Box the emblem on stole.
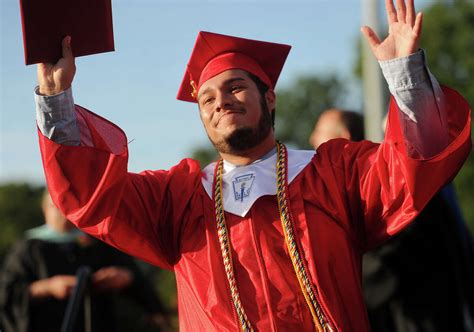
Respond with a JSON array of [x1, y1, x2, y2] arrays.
[[232, 173, 255, 202]]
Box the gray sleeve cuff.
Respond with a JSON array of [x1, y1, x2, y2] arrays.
[[378, 49, 445, 124], [379, 49, 429, 93], [35, 87, 80, 146], [379, 50, 449, 158]]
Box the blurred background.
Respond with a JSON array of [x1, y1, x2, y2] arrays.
[[1, 0, 473, 330]]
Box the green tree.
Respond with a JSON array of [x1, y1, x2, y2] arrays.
[[275, 75, 345, 149], [191, 145, 219, 169], [0, 183, 44, 262], [421, 0, 474, 107], [420, 0, 474, 228], [353, 0, 474, 229]]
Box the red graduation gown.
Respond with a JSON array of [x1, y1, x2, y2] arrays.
[[38, 87, 471, 331]]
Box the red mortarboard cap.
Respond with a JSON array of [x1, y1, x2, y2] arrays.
[[177, 31, 291, 103], [19, 0, 114, 65]]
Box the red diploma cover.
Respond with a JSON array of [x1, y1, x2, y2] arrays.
[[19, 0, 115, 65]]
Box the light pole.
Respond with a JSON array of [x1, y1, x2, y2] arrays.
[[362, 0, 385, 142]]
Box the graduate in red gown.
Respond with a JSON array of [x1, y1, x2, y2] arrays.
[[34, 0, 471, 330]]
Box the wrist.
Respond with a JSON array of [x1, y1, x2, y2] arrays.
[[38, 84, 70, 96]]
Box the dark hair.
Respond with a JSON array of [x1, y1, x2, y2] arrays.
[[339, 110, 365, 141], [245, 72, 275, 127]]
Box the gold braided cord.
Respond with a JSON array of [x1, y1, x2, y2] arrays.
[[214, 160, 254, 332], [275, 142, 333, 332], [213, 142, 333, 331]]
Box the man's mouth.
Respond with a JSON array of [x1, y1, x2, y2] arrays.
[[216, 110, 245, 126]]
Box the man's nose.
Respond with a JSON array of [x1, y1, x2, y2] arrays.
[[215, 91, 234, 111]]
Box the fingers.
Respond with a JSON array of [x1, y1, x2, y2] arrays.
[[37, 63, 49, 79], [361, 26, 381, 51], [413, 12, 423, 37], [61, 36, 73, 60], [406, 0, 416, 26], [385, 0, 397, 24], [395, 0, 406, 23], [387, 0, 419, 28]]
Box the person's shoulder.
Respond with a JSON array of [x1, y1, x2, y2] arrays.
[[316, 139, 377, 159], [2, 238, 49, 266], [8, 238, 42, 253]]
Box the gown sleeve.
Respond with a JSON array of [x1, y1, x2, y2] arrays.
[[315, 86, 471, 251], [38, 105, 203, 270]]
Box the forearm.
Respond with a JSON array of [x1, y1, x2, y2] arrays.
[[380, 50, 449, 158], [35, 87, 80, 146]]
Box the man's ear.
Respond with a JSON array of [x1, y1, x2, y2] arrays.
[[265, 89, 276, 112]]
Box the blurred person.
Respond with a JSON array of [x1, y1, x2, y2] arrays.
[[0, 190, 171, 332], [32, 0, 472, 330], [310, 109, 474, 331], [309, 108, 364, 149]]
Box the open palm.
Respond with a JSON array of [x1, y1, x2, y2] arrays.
[[362, 0, 423, 61]]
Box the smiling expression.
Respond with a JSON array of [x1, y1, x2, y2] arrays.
[[197, 69, 275, 154]]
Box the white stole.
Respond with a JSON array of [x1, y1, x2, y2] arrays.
[[201, 149, 315, 217]]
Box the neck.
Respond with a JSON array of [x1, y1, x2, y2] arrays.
[[219, 134, 276, 166]]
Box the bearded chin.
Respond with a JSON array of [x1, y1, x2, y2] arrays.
[[211, 103, 273, 155], [225, 127, 267, 153]]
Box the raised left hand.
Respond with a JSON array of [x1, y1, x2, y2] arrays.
[[361, 0, 423, 61]]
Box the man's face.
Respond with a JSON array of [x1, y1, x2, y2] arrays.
[[197, 69, 275, 154]]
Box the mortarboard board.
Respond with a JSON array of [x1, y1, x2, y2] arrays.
[[19, 0, 115, 65], [177, 31, 291, 103]]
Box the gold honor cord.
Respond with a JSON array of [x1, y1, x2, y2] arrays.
[[275, 142, 333, 332], [213, 142, 333, 332], [214, 159, 254, 332]]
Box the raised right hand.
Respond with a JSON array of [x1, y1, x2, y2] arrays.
[[37, 36, 76, 96]]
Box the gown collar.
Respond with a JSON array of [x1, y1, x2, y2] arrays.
[[202, 148, 315, 217]]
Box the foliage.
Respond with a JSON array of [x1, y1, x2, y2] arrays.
[[0, 183, 44, 262], [190, 145, 219, 169], [455, 155, 474, 229], [275, 75, 346, 149], [421, 0, 474, 107], [420, 0, 474, 230]]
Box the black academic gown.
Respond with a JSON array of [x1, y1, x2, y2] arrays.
[[363, 186, 474, 332], [0, 235, 165, 332]]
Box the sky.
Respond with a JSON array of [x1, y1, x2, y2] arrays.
[[0, 0, 433, 184]]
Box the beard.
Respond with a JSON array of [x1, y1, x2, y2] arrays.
[[210, 98, 273, 155]]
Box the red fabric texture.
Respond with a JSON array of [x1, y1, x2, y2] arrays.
[[198, 52, 273, 91], [38, 87, 471, 331], [177, 31, 291, 102]]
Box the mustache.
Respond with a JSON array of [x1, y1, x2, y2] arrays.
[[215, 106, 246, 125]]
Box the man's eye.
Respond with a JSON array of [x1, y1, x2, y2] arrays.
[[231, 86, 243, 93], [203, 97, 214, 105]]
